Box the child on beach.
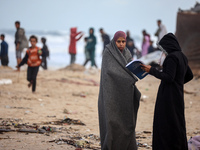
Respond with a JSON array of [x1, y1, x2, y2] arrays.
[[16, 35, 42, 93], [68, 27, 83, 64], [41, 37, 49, 70], [83, 37, 90, 66]]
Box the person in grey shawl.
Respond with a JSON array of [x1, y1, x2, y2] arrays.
[[98, 31, 141, 150]]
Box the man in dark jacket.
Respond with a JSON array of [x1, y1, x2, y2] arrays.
[[41, 37, 49, 70], [126, 31, 138, 57], [99, 28, 110, 54], [0, 34, 9, 66], [141, 33, 193, 150], [86, 28, 97, 68]]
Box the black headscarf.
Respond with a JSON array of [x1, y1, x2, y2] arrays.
[[158, 33, 182, 54]]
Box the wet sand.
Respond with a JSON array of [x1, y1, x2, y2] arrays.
[[0, 65, 199, 150]]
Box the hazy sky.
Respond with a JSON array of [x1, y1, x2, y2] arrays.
[[0, 0, 198, 37]]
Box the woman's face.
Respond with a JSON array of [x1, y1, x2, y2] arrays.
[[115, 37, 126, 51]]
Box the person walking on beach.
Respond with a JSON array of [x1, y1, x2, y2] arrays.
[[68, 27, 83, 64], [99, 28, 110, 54], [41, 37, 49, 70], [16, 35, 42, 93], [154, 19, 167, 43], [0, 34, 9, 66], [126, 30, 139, 58], [141, 30, 150, 56], [148, 40, 155, 54], [126, 30, 135, 57], [83, 37, 90, 66], [83, 33, 97, 68], [14, 21, 28, 71], [86, 28, 97, 68], [98, 31, 141, 150], [141, 33, 193, 150]]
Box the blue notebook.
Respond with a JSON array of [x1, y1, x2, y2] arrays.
[[126, 60, 148, 79]]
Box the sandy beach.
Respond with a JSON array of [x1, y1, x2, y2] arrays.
[[0, 65, 200, 150]]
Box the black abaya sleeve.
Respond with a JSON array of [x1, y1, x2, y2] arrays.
[[149, 57, 177, 83], [184, 66, 193, 84]]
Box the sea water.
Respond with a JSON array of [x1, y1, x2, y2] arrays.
[[1, 29, 142, 70]]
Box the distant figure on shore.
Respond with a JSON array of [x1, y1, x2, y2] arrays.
[[154, 19, 167, 43], [0, 34, 9, 66], [141, 30, 150, 56], [86, 28, 97, 68], [141, 33, 193, 150], [98, 31, 141, 149], [41, 37, 49, 70], [83, 37, 90, 66], [148, 40, 155, 54], [16, 35, 42, 93], [68, 27, 83, 64], [126, 30, 139, 58], [99, 28, 110, 54], [14, 21, 28, 71]]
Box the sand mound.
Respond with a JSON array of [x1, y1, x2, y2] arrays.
[[0, 66, 13, 70], [59, 64, 86, 72]]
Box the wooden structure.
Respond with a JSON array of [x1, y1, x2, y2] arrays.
[[175, 11, 200, 75]]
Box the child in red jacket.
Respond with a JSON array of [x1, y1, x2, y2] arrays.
[[68, 27, 83, 64]]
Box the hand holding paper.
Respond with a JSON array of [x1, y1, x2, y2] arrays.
[[140, 64, 151, 73], [126, 60, 149, 79]]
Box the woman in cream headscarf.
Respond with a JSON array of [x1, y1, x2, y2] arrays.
[[98, 31, 141, 150]]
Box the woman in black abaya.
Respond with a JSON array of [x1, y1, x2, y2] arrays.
[[141, 33, 193, 150]]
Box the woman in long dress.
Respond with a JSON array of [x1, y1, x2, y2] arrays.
[[98, 31, 141, 150], [141, 33, 193, 150], [141, 30, 150, 56]]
